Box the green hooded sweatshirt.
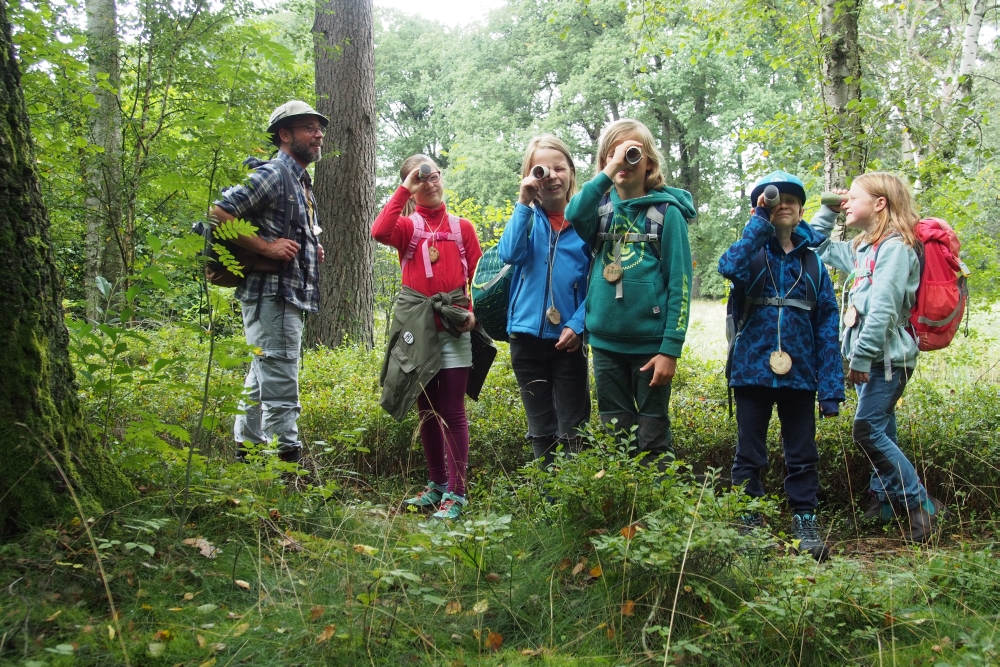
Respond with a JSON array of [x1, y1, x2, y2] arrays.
[[566, 172, 696, 357]]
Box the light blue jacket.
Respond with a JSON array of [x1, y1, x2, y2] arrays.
[[808, 206, 920, 374], [498, 203, 590, 339]]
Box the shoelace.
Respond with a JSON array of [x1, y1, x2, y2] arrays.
[[795, 515, 821, 541]]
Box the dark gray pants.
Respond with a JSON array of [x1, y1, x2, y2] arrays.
[[509, 334, 590, 466]]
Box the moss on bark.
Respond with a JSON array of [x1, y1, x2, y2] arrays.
[[0, 5, 136, 534]]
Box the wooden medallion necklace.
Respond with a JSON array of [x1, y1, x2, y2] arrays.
[[545, 217, 563, 325], [602, 210, 638, 284], [764, 253, 804, 375]]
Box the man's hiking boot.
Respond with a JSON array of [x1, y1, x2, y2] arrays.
[[862, 491, 896, 525], [904, 496, 946, 544], [791, 513, 830, 562], [404, 482, 447, 511], [432, 492, 467, 520], [278, 447, 302, 463], [738, 512, 766, 535]]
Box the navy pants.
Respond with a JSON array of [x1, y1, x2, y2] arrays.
[[733, 386, 819, 512], [509, 334, 590, 465]]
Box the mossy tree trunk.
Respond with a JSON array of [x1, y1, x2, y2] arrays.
[[0, 2, 135, 534]]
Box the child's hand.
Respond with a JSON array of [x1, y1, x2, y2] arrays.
[[641, 354, 677, 387], [517, 175, 541, 206], [602, 139, 644, 179], [849, 369, 869, 385], [554, 327, 581, 353], [455, 312, 477, 333], [402, 167, 424, 195], [826, 188, 849, 213]]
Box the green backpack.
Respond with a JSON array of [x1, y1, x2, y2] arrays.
[[470, 244, 513, 342]]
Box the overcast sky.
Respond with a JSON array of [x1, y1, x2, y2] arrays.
[[373, 0, 502, 27]]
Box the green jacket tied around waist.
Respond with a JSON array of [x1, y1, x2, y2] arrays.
[[378, 286, 496, 422]]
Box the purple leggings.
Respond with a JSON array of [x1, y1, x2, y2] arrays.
[[416, 367, 470, 498]]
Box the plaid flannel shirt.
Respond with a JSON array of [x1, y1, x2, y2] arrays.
[[215, 150, 321, 313]]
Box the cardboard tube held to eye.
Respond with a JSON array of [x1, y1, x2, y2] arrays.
[[418, 164, 433, 181], [531, 165, 550, 179], [625, 146, 642, 165], [763, 184, 781, 208], [821, 192, 848, 206]]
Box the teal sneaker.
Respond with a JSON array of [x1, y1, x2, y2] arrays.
[[791, 513, 830, 562], [404, 481, 447, 510], [432, 492, 467, 520]]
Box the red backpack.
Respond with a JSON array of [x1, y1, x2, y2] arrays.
[[909, 217, 969, 351]]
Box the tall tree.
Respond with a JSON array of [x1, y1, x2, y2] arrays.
[[310, 0, 376, 348], [83, 0, 123, 320], [819, 0, 864, 192], [0, 1, 135, 533]]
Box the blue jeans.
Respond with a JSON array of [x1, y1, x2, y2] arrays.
[[853, 365, 926, 510]]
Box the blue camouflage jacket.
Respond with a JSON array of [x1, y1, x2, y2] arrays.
[[718, 210, 845, 403]]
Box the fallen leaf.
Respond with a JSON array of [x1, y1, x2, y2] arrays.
[[197, 604, 218, 614], [316, 625, 336, 644], [472, 599, 489, 614], [168, 607, 183, 612], [606, 624, 616, 639], [147, 642, 166, 657], [196, 635, 206, 648], [589, 564, 603, 578], [210, 643, 226, 652], [445, 600, 462, 615], [279, 537, 303, 552], [228, 498, 240, 506], [572, 562, 586, 576], [234, 580, 251, 591], [622, 600, 635, 616], [472, 628, 481, 640], [594, 469, 606, 479], [309, 605, 325, 620], [183, 592, 195, 601], [182, 538, 219, 559], [152, 629, 172, 641], [352, 544, 378, 556], [485, 630, 503, 651], [45, 610, 61, 622], [108, 625, 115, 640], [232, 623, 249, 637], [621, 523, 641, 539], [486, 573, 501, 582], [557, 558, 572, 571]]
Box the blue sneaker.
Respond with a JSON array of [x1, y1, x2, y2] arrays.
[[431, 493, 467, 520], [404, 482, 447, 510], [791, 513, 830, 562]]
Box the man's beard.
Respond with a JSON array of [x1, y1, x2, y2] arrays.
[[290, 137, 321, 164]]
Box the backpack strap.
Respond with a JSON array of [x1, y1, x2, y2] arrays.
[[593, 195, 614, 257], [401, 212, 468, 281], [745, 249, 820, 313], [594, 196, 668, 258], [643, 203, 667, 259]]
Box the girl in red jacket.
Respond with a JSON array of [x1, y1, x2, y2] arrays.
[[372, 154, 482, 520]]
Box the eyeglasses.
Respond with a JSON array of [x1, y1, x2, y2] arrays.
[[290, 124, 325, 136], [420, 171, 442, 184]]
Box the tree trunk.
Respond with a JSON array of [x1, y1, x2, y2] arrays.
[[935, 0, 986, 162], [0, 3, 135, 534], [819, 0, 864, 194], [309, 0, 377, 349], [83, 0, 123, 321]]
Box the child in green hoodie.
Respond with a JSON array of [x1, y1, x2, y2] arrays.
[[566, 119, 696, 465]]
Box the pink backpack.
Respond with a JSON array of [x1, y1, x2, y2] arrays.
[[909, 217, 969, 351], [402, 212, 468, 280]]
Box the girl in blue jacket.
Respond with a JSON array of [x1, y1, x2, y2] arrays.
[[498, 135, 591, 467], [718, 170, 844, 561], [810, 172, 944, 543]]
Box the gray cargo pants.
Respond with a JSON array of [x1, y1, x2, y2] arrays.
[[233, 296, 304, 457]]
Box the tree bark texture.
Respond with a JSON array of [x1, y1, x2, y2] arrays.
[[310, 0, 377, 349], [83, 0, 123, 321], [0, 4, 135, 533], [819, 0, 864, 193]]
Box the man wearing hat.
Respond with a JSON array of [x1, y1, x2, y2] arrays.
[[717, 170, 845, 561], [209, 100, 329, 463]]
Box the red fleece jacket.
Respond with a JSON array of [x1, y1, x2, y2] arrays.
[[372, 186, 482, 308]]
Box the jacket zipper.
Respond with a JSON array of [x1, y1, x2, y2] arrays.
[[774, 253, 785, 388]]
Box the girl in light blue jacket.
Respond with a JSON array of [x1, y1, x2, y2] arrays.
[[498, 135, 591, 467], [809, 172, 944, 543]]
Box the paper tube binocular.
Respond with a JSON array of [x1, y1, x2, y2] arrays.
[[418, 164, 433, 181], [625, 146, 642, 165], [820, 192, 848, 206], [531, 165, 550, 179], [763, 185, 781, 208]]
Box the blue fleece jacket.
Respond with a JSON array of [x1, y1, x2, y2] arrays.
[[808, 206, 920, 374], [718, 209, 845, 403], [498, 203, 590, 339]]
